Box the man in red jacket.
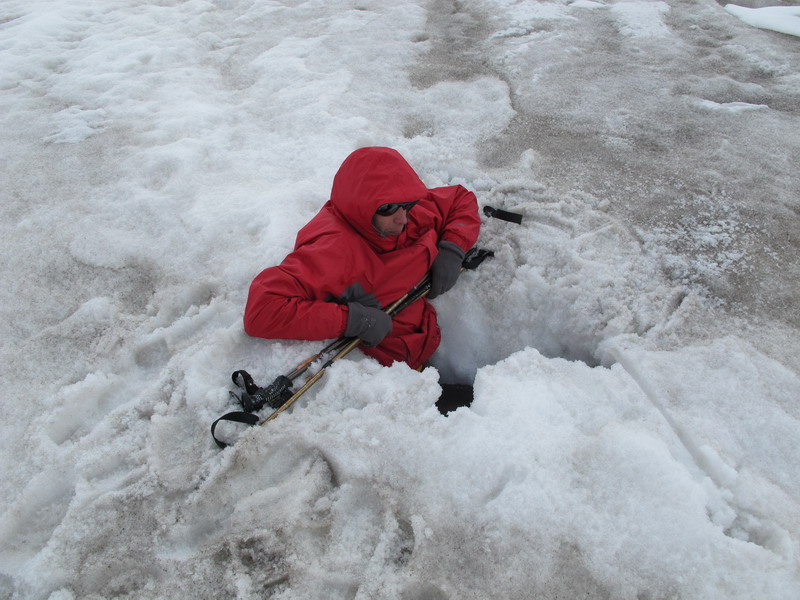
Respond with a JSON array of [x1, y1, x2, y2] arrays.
[[243, 147, 481, 371]]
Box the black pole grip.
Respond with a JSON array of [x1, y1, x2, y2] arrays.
[[484, 205, 522, 224], [239, 375, 294, 412]]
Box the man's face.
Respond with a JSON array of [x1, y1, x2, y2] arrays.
[[372, 202, 416, 237]]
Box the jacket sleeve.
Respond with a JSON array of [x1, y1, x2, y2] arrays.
[[431, 185, 481, 252], [243, 244, 350, 341]]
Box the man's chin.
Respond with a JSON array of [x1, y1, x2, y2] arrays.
[[380, 227, 405, 237]]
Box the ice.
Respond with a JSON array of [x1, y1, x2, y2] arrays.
[[1, 0, 799, 598]]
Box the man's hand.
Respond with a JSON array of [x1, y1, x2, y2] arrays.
[[428, 241, 465, 299], [338, 282, 381, 309], [345, 303, 392, 346]]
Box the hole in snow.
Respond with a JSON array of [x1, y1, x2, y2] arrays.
[[430, 186, 679, 384]]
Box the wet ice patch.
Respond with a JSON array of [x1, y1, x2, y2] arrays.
[[676, 75, 772, 107]]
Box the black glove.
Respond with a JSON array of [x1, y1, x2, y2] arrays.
[[428, 241, 465, 299], [344, 302, 392, 346]]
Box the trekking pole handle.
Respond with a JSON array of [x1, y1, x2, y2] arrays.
[[260, 336, 362, 425], [386, 248, 493, 317]]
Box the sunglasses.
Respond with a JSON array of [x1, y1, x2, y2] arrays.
[[375, 200, 419, 216]]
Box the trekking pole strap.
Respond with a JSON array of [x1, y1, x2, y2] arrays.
[[211, 411, 260, 449]]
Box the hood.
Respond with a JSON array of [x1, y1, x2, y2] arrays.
[[329, 147, 429, 244]]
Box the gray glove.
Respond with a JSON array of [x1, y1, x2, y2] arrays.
[[428, 241, 465, 299], [345, 302, 392, 347], [338, 282, 381, 309]]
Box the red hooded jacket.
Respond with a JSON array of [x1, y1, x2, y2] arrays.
[[243, 147, 481, 369]]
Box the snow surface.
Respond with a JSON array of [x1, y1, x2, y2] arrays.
[[1, 0, 799, 598], [726, 4, 800, 38]]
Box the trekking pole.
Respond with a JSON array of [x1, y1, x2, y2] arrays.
[[231, 335, 352, 412], [212, 274, 434, 448], [258, 272, 436, 426], [258, 247, 494, 425], [211, 248, 493, 447], [230, 271, 435, 413]]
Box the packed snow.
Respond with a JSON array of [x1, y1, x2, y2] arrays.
[[726, 4, 800, 38], [1, 0, 799, 598]]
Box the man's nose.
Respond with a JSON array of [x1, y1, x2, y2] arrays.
[[394, 209, 409, 224]]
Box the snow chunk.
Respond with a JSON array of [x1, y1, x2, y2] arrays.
[[611, 1, 671, 38], [695, 99, 768, 112], [726, 5, 800, 38], [569, 0, 606, 8], [45, 106, 108, 144]]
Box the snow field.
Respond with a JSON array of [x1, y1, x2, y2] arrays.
[[1, 0, 799, 598]]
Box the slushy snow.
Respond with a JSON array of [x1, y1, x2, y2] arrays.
[[1, 0, 799, 599]]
